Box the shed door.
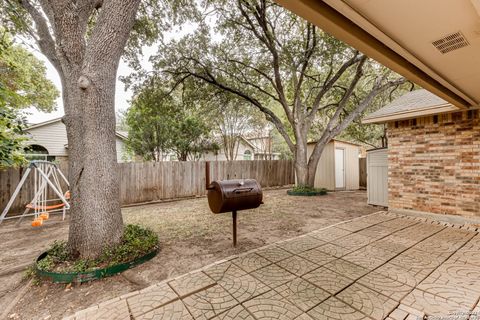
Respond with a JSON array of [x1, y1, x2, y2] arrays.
[[335, 148, 345, 189], [367, 149, 388, 207]]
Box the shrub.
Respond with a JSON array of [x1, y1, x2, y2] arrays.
[[292, 185, 328, 194], [36, 224, 158, 273]]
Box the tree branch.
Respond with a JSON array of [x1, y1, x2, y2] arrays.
[[227, 58, 278, 94], [293, 23, 317, 108], [82, 0, 141, 81], [237, 0, 293, 124], [307, 52, 364, 118], [216, 63, 281, 103], [166, 67, 296, 153], [314, 55, 367, 132], [15, 0, 61, 72], [308, 77, 406, 167]]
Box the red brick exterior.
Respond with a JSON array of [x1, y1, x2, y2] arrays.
[[387, 110, 480, 216]]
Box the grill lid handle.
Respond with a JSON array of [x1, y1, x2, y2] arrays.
[[206, 183, 215, 190], [233, 187, 254, 194]]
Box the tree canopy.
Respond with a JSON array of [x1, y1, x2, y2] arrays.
[[125, 78, 217, 161], [151, 0, 408, 186], [0, 29, 59, 168], [206, 93, 270, 161], [0, 30, 58, 112]]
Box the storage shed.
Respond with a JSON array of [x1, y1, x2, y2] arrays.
[[306, 139, 361, 191]]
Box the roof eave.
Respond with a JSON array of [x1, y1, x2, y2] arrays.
[[273, 0, 473, 109], [26, 117, 63, 130], [363, 104, 459, 124]]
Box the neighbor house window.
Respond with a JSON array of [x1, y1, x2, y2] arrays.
[[24, 144, 55, 162], [243, 150, 252, 160]]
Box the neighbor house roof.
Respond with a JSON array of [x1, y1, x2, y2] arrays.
[[239, 136, 277, 155], [363, 89, 458, 124], [27, 117, 128, 140]]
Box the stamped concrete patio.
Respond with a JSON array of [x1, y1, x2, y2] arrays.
[[67, 211, 480, 320]]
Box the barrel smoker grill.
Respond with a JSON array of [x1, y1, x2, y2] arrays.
[[205, 163, 263, 246]]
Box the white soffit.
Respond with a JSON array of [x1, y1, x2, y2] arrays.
[[324, 0, 480, 107]]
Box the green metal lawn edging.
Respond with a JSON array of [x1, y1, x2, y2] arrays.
[[35, 249, 158, 283], [286, 189, 327, 196]]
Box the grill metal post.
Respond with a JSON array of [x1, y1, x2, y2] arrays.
[[232, 210, 237, 247], [205, 161, 210, 190], [206, 179, 262, 247]]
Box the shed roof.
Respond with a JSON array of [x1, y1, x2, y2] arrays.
[[363, 89, 458, 124]]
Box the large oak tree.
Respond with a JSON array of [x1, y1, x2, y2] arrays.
[[0, 0, 190, 258], [2, 0, 195, 258], [155, 0, 408, 187]]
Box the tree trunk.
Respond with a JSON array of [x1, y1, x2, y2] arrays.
[[306, 142, 327, 188], [63, 0, 140, 259], [179, 152, 188, 161], [66, 68, 123, 258], [294, 143, 310, 187]]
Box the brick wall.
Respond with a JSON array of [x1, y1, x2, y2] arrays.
[[387, 110, 480, 217]]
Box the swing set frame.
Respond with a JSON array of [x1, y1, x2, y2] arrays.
[[0, 161, 70, 226]]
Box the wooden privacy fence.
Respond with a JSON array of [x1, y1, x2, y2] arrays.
[[1, 160, 294, 215]]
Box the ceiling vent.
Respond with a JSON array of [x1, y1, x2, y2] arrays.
[[432, 31, 469, 54]]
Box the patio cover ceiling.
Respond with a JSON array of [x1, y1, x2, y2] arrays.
[[274, 0, 480, 110]]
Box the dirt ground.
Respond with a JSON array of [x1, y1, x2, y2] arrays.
[[1, 188, 380, 320]]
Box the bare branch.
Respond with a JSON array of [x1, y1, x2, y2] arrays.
[[218, 62, 282, 103], [165, 66, 296, 153], [227, 58, 277, 91], [307, 52, 365, 118], [15, 0, 61, 72], [308, 77, 407, 166], [316, 55, 367, 132], [293, 23, 317, 106], [237, 0, 292, 124]]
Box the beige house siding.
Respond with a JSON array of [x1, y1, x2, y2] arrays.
[[116, 137, 127, 162], [201, 137, 281, 161], [306, 140, 360, 191], [27, 120, 69, 156], [388, 110, 480, 217], [26, 119, 129, 162]]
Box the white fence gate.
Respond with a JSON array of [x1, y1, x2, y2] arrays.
[[367, 148, 388, 207]]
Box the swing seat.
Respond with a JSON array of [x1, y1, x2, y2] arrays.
[[0, 161, 71, 226], [26, 202, 66, 210], [25, 191, 70, 210], [31, 218, 43, 227]]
